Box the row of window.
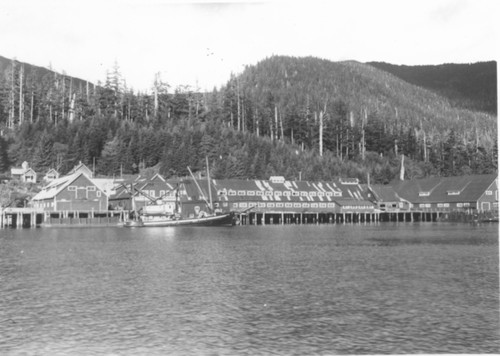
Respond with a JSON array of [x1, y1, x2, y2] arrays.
[[220, 190, 342, 197], [230, 202, 375, 210], [233, 202, 337, 209], [419, 202, 470, 208], [35, 202, 54, 208], [67, 186, 101, 197]]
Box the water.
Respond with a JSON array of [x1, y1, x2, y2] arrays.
[[0, 223, 498, 355]]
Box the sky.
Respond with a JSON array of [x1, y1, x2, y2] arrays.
[[1, 0, 498, 92]]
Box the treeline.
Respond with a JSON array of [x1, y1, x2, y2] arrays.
[[0, 55, 497, 184]]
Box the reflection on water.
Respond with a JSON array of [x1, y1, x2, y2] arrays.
[[0, 223, 498, 355]]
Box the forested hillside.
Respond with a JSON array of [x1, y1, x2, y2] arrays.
[[368, 61, 497, 115], [0, 55, 497, 184]]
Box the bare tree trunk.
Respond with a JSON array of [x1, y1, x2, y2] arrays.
[[318, 111, 323, 156], [69, 93, 76, 122], [274, 106, 278, 140], [236, 78, 241, 131], [8, 61, 15, 128], [19, 64, 24, 124], [30, 91, 34, 123]]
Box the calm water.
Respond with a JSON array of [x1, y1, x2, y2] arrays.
[[0, 223, 498, 355]]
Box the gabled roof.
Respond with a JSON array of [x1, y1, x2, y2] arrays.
[[32, 172, 86, 200], [390, 174, 497, 203], [44, 168, 59, 176], [68, 162, 92, 176], [368, 185, 407, 202]]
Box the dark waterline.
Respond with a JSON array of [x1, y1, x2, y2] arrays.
[[1, 223, 498, 355]]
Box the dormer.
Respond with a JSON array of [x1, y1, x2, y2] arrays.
[[419, 191, 431, 197], [447, 190, 461, 196], [269, 176, 285, 184], [340, 178, 359, 185]]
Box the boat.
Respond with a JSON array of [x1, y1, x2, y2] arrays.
[[124, 211, 235, 227], [124, 158, 235, 228]]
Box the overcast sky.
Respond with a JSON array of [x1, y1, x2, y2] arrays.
[[1, 0, 498, 92]]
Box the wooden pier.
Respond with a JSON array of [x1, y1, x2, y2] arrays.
[[234, 210, 448, 225], [0, 208, 125, 228], [2, 208, 495, 228]]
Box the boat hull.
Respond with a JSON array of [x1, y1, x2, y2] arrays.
[[124, 212, 235, 227]]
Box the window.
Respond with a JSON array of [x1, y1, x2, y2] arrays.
[[247, 191, 255, 196], [327, 203, 335, 208], [265, 191, 273, 196], [68, 186, 76, 191], [239, 202, 248, 208], [87, 186, 96, 191], [334, 192, 342, 197], [258, 203, 266, 208], [256, 191, 263, 196], [293, 203, 301, 208], [486, 190, 492, 196], [274, 191, 282, 196], [292, 192, 299, 197], [237, 191, 245, 196], [96, 191, 101, 197], [228, 190, 236, 196], [317, 192, 325, 197], [456, 203, 463, 208], [447, 191, 460, 195], [301, 192, 308, 197], [319, 203, 326, 208], [326, 192, 333, 197], [283, 191, 291, 197], [309, 191, 317, 197], [302, 203, 310, 208], [311, 203, 318, 208], [419, 192, 430, 197], [285, 203, 292, 208], [276, 203, 284, 208], [267, 203, 275, 208]]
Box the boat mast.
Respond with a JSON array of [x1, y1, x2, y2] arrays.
[[206, 156, 213, 212], [187, 166, 213, 212]]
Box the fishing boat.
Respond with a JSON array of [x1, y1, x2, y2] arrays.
[[124, 158, 235, 228]]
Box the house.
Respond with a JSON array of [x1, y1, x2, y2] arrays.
[[68, 161, 93, 178], [390, 174, 498, 212], [108, 174, 179, 211], [43, 168, 60, 183], [31, 172, 108, 211], [11, 161, 37, 183]]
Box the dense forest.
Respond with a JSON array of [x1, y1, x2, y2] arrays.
[[368, 61, 497, 115], [0, 55, 497, 185]]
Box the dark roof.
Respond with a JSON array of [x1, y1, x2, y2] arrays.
[[367, 185, 407, 202], [390, 174, 497, 203]]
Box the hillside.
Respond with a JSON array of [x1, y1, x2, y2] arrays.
[[367, 61, 497, 115], [229, 56, 496, 150], [0, 54, 497, 185], [0, 55, 93, 95]]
